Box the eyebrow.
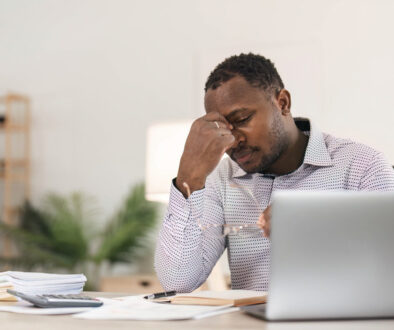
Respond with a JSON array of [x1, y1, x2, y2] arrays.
[[225, 108, 254, 121]]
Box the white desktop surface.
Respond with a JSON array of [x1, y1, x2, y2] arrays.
[[1, 292, 394, 330]]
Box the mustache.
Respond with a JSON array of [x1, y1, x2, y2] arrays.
[[230, 145, 259, 160]]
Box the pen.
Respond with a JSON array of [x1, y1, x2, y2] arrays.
[[143, 290, 177, 300]]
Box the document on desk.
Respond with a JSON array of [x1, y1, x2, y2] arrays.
[[74, 295, 239, 320], [0, 298, 116, 315], [0, 300, 94, 315]]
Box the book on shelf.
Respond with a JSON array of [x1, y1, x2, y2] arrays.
[[0, 271, 87, 302], [155, 290, 268, 307]]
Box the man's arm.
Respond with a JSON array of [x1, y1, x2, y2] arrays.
[[154, 176, 226, 292], [175, 112, 235, 197], [154, 111, 235, 292]]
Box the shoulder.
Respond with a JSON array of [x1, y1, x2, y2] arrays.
[[323, 133, 383, 165], [323, 133, 394, 190]]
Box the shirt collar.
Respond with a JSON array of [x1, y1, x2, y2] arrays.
[[298, 118, 333, 167], [231, 117, 333, 178]]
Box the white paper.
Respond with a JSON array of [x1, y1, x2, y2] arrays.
[[0, 271, 86, 280], [0, 298, 116, 315], [74, 295, 238, 320], [0, 301, 94, 315], [0, 271, 86, 285], [10, 283, 84, 294], [0, 271, 86, 299]]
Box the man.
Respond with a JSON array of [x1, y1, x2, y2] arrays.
[[154, 53, 394, 292]]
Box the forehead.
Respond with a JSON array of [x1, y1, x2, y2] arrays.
[[204, 76, 269, 115]]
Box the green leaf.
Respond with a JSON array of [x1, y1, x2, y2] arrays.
[[94, 183, 159, 264], [0, 182, 159, 287]]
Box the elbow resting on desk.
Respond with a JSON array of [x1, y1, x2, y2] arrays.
[[154, 241, 208, 293]]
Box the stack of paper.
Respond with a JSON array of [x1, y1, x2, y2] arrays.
[[0, 271, 87, 301]]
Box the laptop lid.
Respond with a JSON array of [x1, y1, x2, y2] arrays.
[[266, 191, 394, 321]]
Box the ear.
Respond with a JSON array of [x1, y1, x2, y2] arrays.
[[277, 89, 291, 115]]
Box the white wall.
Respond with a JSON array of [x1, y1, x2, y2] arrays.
[[1, 0, 393, 220]]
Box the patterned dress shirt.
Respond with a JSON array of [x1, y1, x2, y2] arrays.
[[154, 118, 394, 292]]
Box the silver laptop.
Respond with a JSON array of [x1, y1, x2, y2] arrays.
[[243, 190, 394, 321]]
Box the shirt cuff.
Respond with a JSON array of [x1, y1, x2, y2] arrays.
[[165, 178, 205, 230]]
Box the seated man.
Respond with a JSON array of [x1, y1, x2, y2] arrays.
[[154, 53, 394, 292]]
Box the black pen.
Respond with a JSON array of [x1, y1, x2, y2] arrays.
[[143, 290, 177, 300]]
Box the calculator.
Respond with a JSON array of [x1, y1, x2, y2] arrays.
[[7, 289, 103, 308]]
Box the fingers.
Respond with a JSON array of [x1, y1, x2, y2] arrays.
[[204, 113, 235, 151], [265, 204, 272, 218], [257, 214, 264, 229], [204, 112, 233, 130], [220, 134, 236, 153], [216, 127, 233, 136], [198, 114, 235, 152], [178, 111, 234, 190], [257, 207, 271, 238], [257, 214, 268, 236]]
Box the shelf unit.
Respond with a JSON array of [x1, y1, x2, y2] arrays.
[[0, 93, 30, 258]]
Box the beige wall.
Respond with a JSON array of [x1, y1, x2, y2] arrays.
[[0, 0, 393, 220]]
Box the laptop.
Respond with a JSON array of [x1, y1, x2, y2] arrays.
[[242, 190, 394, 321]]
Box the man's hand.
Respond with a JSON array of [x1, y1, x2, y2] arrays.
[[257, 205, 272, 238], [176, 112, 235, 197]]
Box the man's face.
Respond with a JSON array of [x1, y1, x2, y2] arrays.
[[204, 76, 290, 174]]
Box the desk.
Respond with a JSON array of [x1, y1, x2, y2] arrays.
[[1, 292, 394, 330]]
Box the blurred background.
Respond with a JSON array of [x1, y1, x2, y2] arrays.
[[1, 0, 393, 292]]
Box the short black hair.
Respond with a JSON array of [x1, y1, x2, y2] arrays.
[[204, 53, 284, 96]]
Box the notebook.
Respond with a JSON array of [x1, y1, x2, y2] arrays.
[[156, 290, 267, 307]]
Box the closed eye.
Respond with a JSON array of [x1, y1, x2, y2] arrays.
[[234, 115, 252, 126]]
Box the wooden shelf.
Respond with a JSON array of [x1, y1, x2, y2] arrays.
[[0, 159, 28, 167], [2, 207, 21, 226], [0, 93, 30, 258], [0, 123, 28, 130], [0, 93, 29, 102], [0, 173, 27, 181]]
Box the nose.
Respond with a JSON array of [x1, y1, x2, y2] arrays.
[[230, 128, 246, 148]]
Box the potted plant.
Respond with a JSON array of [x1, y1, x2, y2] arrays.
[[0, 183, 159, 289]]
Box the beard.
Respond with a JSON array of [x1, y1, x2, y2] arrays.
[[256, 111, 289, 173], [240, 109, 290, 174]]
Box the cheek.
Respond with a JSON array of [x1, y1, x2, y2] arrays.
[[247, 121, 271, 147]]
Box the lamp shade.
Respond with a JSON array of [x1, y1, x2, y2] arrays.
[[145, 121, 193, 203]]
